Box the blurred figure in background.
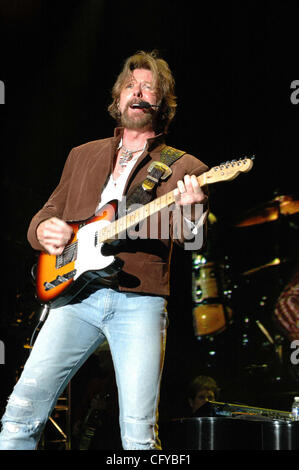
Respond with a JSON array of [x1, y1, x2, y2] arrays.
[[188, 375, 220, 416]]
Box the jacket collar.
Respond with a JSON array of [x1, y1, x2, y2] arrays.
[[113, 127, 165, 153]]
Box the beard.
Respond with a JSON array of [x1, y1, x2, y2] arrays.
[[120, 101, 155, 130]]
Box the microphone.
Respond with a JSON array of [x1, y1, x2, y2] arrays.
[[131, 101, 160, 109]]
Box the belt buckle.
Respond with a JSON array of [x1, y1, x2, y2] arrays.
[[147, 161, 172, 180]]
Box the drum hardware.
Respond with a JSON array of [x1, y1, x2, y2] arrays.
[[255, 320, 274, 345], [191, 201, 296, 380], [255, 321, 285, 368], [39, 383, 71, 450], [191, 253, 235, 337], [238, 323, 288, 384], [242, 257, 281, 276], [234, 194, 299, 227]]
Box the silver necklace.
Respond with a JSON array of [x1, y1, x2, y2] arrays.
[[119, 144, 145, 168]]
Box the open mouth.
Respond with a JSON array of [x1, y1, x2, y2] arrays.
[[130, 101, 152, 110], [130, 103, 145, 110]]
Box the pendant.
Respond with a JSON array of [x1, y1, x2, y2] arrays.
[[119, 150, 133, 167]]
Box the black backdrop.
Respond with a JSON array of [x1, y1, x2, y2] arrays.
[[0, 0, 298, 436]]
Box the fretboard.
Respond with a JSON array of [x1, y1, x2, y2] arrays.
[[97, 189, 177, 243]]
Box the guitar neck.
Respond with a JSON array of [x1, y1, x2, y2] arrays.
[[98, 188, 177, 243], [97, 157, 253, 243]]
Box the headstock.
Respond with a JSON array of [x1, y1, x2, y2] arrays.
[[200, 156, 254, 185]]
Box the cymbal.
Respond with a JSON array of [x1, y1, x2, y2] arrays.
[[235, 195, 299, 227]]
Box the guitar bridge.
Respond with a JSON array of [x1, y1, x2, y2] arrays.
[[44, 269, 76, 291]]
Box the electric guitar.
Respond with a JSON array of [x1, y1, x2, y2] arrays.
[[35, 157, 254, 308]]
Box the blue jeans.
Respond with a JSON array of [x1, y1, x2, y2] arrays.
[[0, 286, 168, 450]]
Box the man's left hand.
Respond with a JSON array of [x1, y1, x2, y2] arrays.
[[174, 174, 205, 206]]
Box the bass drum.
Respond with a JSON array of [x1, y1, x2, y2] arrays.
[[192, 254, 234, 337]]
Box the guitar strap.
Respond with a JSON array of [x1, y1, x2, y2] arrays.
[[125, 145, 186, 208]]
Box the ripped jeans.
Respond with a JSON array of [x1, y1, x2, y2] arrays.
[[0, 286, 168, 450]]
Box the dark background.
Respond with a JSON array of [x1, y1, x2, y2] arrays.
[[0, 0, 298, 447]]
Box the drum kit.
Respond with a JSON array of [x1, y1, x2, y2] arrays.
[[191, 193, 299, 379]]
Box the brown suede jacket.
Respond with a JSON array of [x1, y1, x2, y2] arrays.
[[27, 128, 209, 296]]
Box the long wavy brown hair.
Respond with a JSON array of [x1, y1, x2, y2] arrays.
[[108, 50, 177, 133]]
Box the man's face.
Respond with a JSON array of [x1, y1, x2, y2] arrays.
[[189, 389, 216, 413], [118, 68, 158, 131]]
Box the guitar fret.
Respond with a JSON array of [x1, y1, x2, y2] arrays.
[[160, 194, 166, 208], [167, 191, 175, 205]]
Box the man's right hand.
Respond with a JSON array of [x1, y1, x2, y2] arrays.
[[36, 217, 73, 256]]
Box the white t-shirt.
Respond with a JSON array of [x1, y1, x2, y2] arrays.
[[95, 148, 141, 213]]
